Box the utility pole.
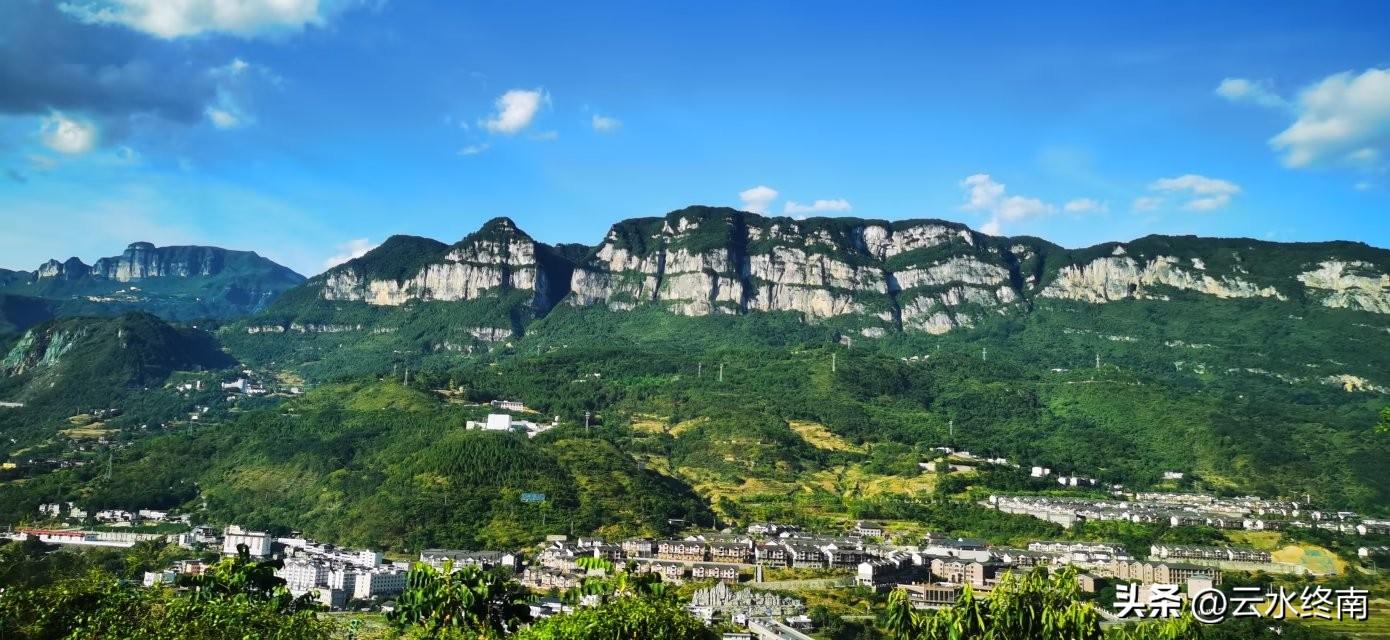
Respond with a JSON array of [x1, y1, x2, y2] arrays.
[[698, 362, 702, 378], [403, 368, 410, 386], [949, 419, 954, 440], [718, 363, 724, 383], [831, 353, 836, 373]]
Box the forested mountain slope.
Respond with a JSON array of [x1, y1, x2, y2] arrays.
[[0, 242, 306, 320], [1, 206, 1387, 548]]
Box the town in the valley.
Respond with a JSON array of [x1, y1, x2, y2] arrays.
[[11, 455, 1385, 638]]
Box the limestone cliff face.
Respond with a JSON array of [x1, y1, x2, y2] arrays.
[[317, 218, 574, 312], [256, 207, 1390, 339], [90, 243, 226, 281], [0, 323, 88, 376], [1041, 252, 1286, 303], [568, 207, 1044, 335], [2, 243, 306, 319], [35, 258, 91, 281], [1297, 260, 1390, 314], [31, 243, 271, 283]]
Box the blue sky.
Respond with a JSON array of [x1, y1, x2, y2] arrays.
[[2, 0, 1389, 276]]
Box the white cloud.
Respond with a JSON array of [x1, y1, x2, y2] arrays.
[[1150, 174, 1241, 211], [204, 58, 264, 129], [996, 196, 1052, 221], [322, 238, 377, 270], [529, 130, 559, 141], [1227, 68, 1390, 170], [483, 89, 547, 134], [960, 174, 1006, 211], [1063, 197, 1108, 214], [58, 0, 364, 39], [39, 112, 98, 154], [957, 174, 1055, 235], [784, 198, 852, 215], [206, 107, 243, 128], [457, 143, 490, 156], [591, 114, 621, 132], [738, 185, 778, 214], [1214, 78, 1288, 110], [1131, 196, 1163, 212]]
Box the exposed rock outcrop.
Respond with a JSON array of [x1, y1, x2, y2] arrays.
[[3, 243, 306, 319], [1297, 260, 1390, 314], [314, 218, 575, 313], [255, 207, 1390, 339], [1041, 255, 1286, 302]]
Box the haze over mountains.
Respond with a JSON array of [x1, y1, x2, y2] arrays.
[[0, 242, 305, 323]]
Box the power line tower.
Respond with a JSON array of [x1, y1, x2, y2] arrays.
[[982, 347, 988, 362], [718, 363, 724, 383], [831, 352, 836, 373]]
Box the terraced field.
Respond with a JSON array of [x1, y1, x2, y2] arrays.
[[1301, 598, 1390, 639]]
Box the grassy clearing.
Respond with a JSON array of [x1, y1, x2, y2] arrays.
[[1224, 530, 1283, 551], [1298, 598, 1390, 639], [1273, 543, 1346, 576], [803, 464, 936, 499], [60, 422, 112, 440], [668, 417, 708, 437], [629, 413, 669, 434], [788, 420, 863, 453]]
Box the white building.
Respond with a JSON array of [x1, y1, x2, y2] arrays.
[[486, 414, 513, 431], [353, 567, 408, 599], [278, 558, 329, 593], [222, 525, 273, 558]]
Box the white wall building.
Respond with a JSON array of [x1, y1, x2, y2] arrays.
[[223, 525, 273, 558], [353, 567, 408, 599]]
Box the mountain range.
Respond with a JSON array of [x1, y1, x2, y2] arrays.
[[245, 206, 1389, 339], [2, 205, 1389, 547], [7, 208, 1387, 338], [0, 242, 305, 322]]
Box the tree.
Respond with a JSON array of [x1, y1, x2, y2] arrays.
[[513, 594, 715, 640], [178, 544, 317, 613], [388, 560, 531, 637], [883, 568, 1221, 640], [0, 568, 334, 639], [885, 569, 1103, 639], [568, 558, 666, 603]]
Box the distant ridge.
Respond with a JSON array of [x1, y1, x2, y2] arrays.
[[0, 242, 306, 321]]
